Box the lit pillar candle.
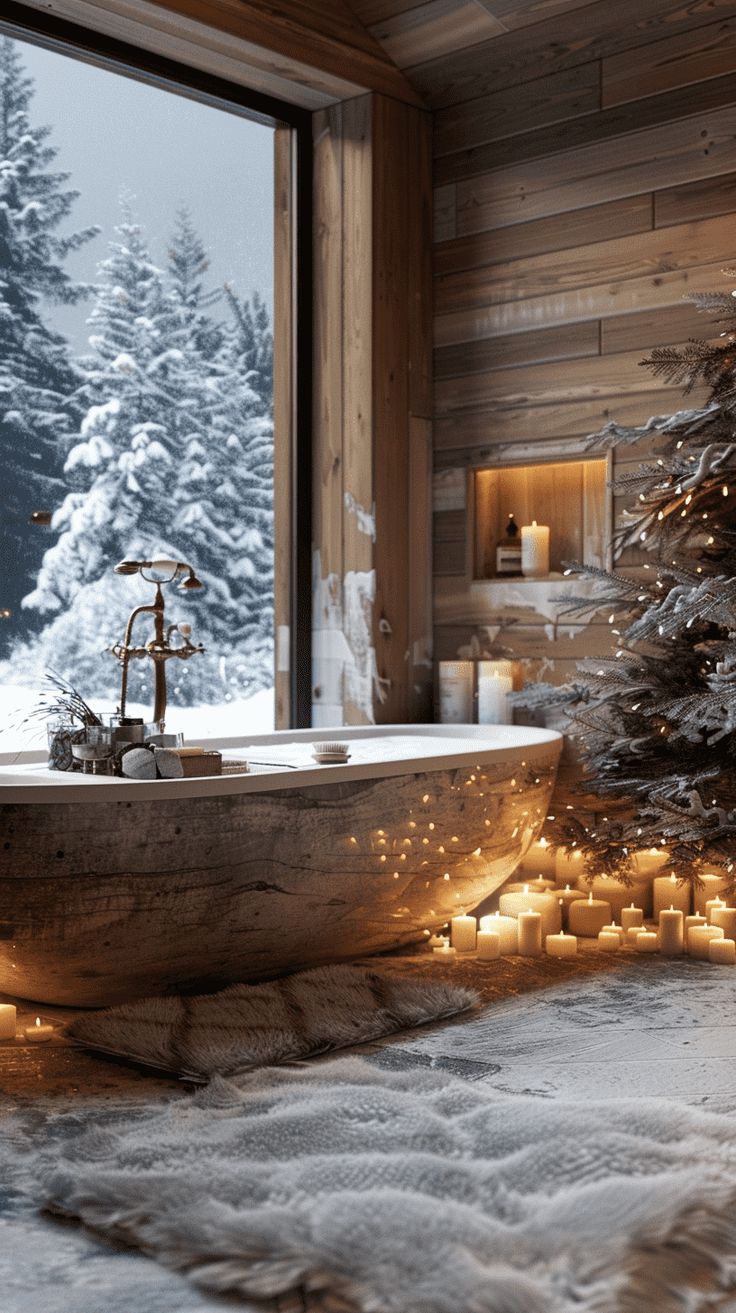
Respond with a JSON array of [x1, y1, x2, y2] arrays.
[[498, 887, 561, 937], [658, 906, 684, 956], [521, 838, 556, 877], [589, 877, 638, 921], [568, 892, 612, 937], [709, 906, 736, 939], [685, 914, 707, 948], [545, 931, 577, 959], [521, 520, 549, 578], [432, 943, 457, 961], [635, 930, 659, 953], [438, 661, 473, 724], [688, 924, 724, 960], [518, 909, 542, 957], [631, 848, 670, 877], [477, 929, 501, 960], [451, 914, 477, 953], [626, 924, 646, 946], [479, 912, 518, 954], [705, 897, 727, 925], [601, 921, 625, 943], [477, 664, 513, 726], [694, 874, 729, 915], [556, 884, 583, 929], [0, 1004, 17, 1040], [555, 846, 586, 885], [709, 937, 736, 964], [621, 904, 644, 934], [653, 873, 690, 920], [24, 1016, 54, 1042], [598, 930, 621, 952], [502, 877, 556, 894]]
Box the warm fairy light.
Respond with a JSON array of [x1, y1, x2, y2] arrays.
[[422, 794, 429, 803], [35, 1017, 41, 1027], [724, 486, 729, 497], [428, 822, 435, 831], [443, 872, 450, 880], [349, 836, 358, 845]]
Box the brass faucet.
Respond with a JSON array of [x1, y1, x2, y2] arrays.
[[111, 559, 204, 727]]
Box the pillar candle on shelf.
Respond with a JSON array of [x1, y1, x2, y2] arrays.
[[635, 931, 659, 953], [705, 897, 727, 924], [688, 924, 724, 960], [498, 887, 561, 937], [685, 914, 707, 949], [521, 838, 556, 878], [709, 937, 736, 964], [521, 520, 549, 578], [477, 929, 501, 960], [709, 906, 736, 940], [518, 909, 542, 957], [658, 907, 684, 956], [555, 846, 586, 885], [653, 872, 690, 920], [451, 914, 477, 953], [0, 1004, 17, 1040], [694, 873, 729, 915], [438, 661, 473, 724], [546, 931, 577, 959], [568, 893, 612, 937], [477, 663, 513, 726], [479, 913, 518, 954], [621, 904, 644, 934]]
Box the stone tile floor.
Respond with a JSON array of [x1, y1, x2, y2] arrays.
[[1, 947, 735, 1311]]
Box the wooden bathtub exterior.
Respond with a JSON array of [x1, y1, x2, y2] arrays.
[[0, 727, 561, 1005]]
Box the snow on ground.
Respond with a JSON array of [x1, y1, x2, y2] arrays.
[[0, 685, 274, 753]]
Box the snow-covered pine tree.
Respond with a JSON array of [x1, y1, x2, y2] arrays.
[[0, 36, 97, 650], [530, 269, 736, 890]]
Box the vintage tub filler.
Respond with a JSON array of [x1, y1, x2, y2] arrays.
[[0, 724, 562, 1006]]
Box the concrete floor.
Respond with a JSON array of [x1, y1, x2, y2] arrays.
[[1, 946, 735, 1311]]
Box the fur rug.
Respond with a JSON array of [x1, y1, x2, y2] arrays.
[[66, 964, 478, 1079], [39, 1056, 736, 1313]]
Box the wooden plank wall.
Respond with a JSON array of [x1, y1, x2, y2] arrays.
[[431, 5, 736, 689], [312, 94, 433, 727]]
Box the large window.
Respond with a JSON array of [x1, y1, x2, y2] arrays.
[[0, 20, 303, 749]]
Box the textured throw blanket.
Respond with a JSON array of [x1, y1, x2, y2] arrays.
[[39, 1057, 736, 1313], [66, 964, 478, 1079]]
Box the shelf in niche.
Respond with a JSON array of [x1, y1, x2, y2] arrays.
[[472, 457, 611, 582]]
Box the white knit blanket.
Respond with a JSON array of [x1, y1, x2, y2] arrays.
[[37, 1057, 736, 1313]]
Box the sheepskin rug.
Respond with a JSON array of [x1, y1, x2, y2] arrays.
[[40, 1056, 736, 1313], [66, 964, 478, 1079]]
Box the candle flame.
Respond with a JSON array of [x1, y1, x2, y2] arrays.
[[523, 883, 529, 894], [35, 1017, 41, 1028], [565, 884, 571, 891], [588, 892, 593, 904]]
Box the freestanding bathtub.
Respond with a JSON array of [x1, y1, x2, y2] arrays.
[[0, 724, 562, 1006]]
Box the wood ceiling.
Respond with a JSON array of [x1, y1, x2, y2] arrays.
[[344, 0, 736, 107]]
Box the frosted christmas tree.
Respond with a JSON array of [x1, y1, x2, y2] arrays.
[[531, 269, 736, 890], [0, 36, 96, 649]]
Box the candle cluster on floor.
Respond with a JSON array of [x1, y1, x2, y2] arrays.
[[0, 1006, 55, 1042], [431, 862, 736, 967]]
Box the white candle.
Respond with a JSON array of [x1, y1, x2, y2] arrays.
[[477, 664, 513, 726], [621, 904, 644, 933], [521, 520, 549, 578], [451, 914, 477, 953], [631, 848, 670, 877], [479, 912, 518, 954], [555, 846, 586, 884], [545, 931, 577, 959], [568, 893, 612, 937], [556, 884, 583, 929], [626, 924, 646, 946], [709, 906, 736, 939], [427, 934, 448, 949], [601, 921, 625, 942], [0, 1003, 17, 1040], [24, 1016, 54, 1042], [688, 924, 724, 960], [598, 930, 621, 952], [438, 661, 473, 724], [503, 877, 556, 894], [476, 929, 501, 960], [653, 873, 690, 920], [635, 931, 659, 954], [498, 887, 561, 937], [588, 877, 639, 921], [685, 914, 707, 948], [709, 937, 736, 964], [521, 838, 556, 877], [694, 873, 729, 915], [658, 906, 684, 956], [432, 943, 457, 961], [518, 909, 542, 957], [705, 897, 727, 924]]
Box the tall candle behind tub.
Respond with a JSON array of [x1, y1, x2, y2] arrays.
[[438, 662, 473, 724], [477, 662, 513, 725]]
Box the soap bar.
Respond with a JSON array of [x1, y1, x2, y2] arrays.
[[176, 750, 222, 777]]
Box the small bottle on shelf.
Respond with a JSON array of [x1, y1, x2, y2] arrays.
[[496, 513, 522, 577]]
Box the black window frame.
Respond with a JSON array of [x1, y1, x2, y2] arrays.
[[0, 1, 313, 728]]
